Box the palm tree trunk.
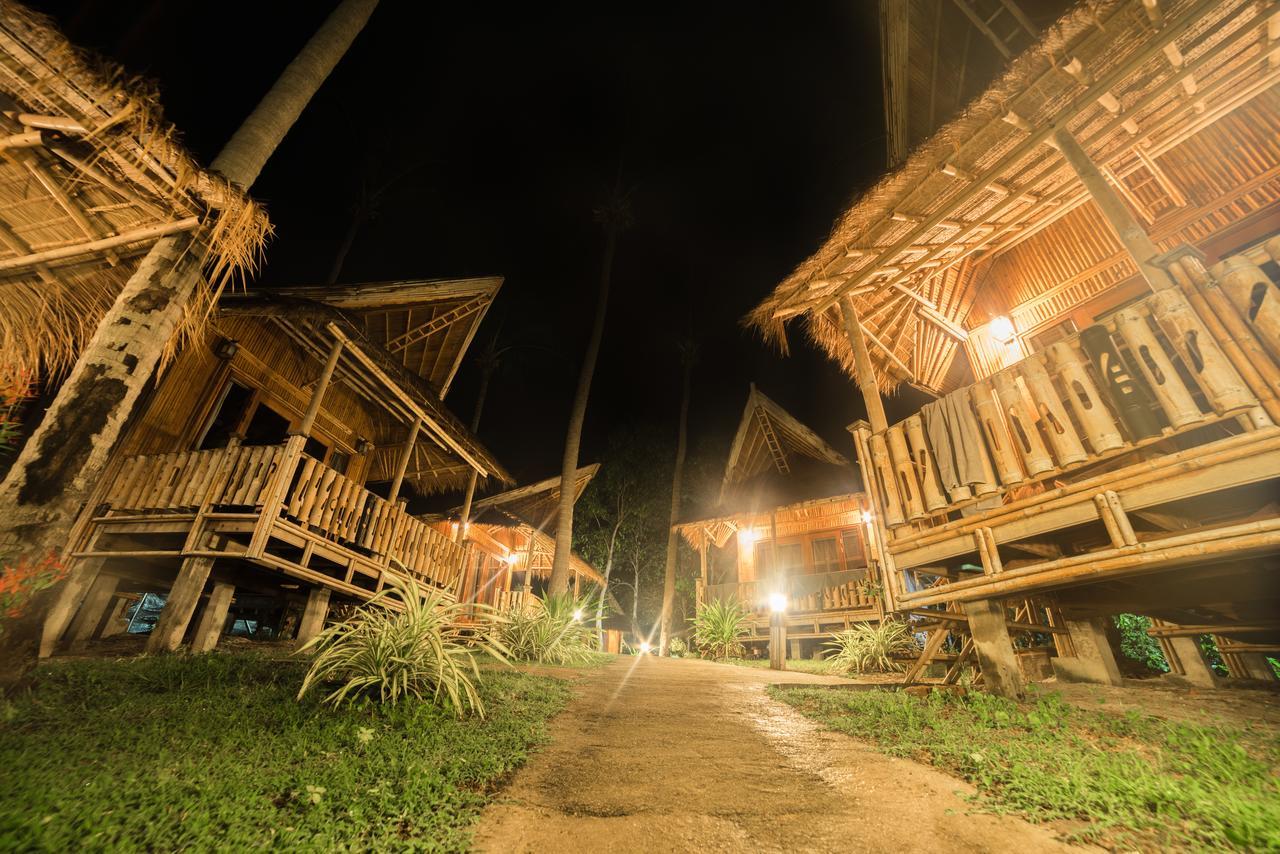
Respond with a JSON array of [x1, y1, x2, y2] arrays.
[[595, 507, 623, 649], [0, 0, 377, 666], [632, 555, 640, 624], [658, 353, 693, 654], [547, 215, 620, 593], [455, 363, 495, 542]]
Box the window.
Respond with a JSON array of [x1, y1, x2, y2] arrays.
[[840, 529, 865, 567], [755, 540, 802, 577], [811, 537, 840, 575], [198, 381, 253, 449]]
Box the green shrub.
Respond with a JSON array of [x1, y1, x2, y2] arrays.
[[691, 599, 750, 660], [498, 592, 598, 666], [667, 636, 687, 657], [1111, 613, 1169, 673], [825, 619, 919, 674], [297, 578, 504, 716]]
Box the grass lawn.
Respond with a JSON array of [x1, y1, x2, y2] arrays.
[[717, 657, 838, 676], [0, 653, 571, 852], [773, 684, 1280, 851]]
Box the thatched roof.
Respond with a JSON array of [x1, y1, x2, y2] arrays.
[[0, 3, 271, 382], [280, 277, 501, 397], [462, 464, 600, 529], [749, 0, 1279, 394], [220, 293, 511, 494], [721, 384, 848, 503]]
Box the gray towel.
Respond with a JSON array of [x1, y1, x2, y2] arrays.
[[923, 388, 990, 501]]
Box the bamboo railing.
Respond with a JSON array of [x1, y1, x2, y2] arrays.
[[704, 570, 876, 617], [98, 441, 467, 591]]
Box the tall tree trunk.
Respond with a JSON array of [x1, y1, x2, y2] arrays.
[[0, 0, 378, 668], [632, 553, 640, 624], [547, 211, 622, 594], [455, 362, 495, 542], [595, 503, 624, 649], [658, 352, 693, 654]]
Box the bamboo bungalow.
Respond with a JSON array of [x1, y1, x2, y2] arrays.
[[678, 386, 882, 654], [40, 277, 512, 657], [750, 0, 1280, 695], [437, 465, 605, 614]]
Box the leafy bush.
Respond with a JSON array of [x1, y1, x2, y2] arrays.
[[667, 636, 687, 657], [0, 552, 67, 637], [0, 370, 32, 456], [825, 619, 919, 674], [691, 599, 749, 660], [498, 592, 598, 666], [1112, 613, 1169, 673], [297, 578, 504, 716]]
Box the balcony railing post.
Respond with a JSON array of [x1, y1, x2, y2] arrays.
[[247, 436, 304, 558]]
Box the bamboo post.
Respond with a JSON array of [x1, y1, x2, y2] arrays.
[[903, 414, 948, 511], [1210, 255, 1280, 359], [989, 371, 1055, 476], [868, 432, 906, 527], [1112, 308, 1203, 428], [1148, 288, 1257, 416], [297, 338, 343, 439], [1051, 127, 1177, 292], [841, 297, 889, 433], [970, 380, 1025, 486], [885, 425, 926, 521], [1046, 341, 1125, 454], [387, 418, 421, 504]]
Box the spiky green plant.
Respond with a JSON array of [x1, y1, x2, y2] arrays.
[[691, 599, 750, 660], [296, 577, 506, 716], [667, 636, 687, 657], [826, 619, 920, 674], [499, 592, 598, 666]]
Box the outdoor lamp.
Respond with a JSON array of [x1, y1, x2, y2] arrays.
[[861, 510, 873, 524], [214, 338, 239, 360], [573, 608, 584, 622], [639, 641, 652, 654], [990, 315, 1016, 344], [355, 438, 373, 456], [503, 552, 519, 566], [768, 591, 788, 613], [738, 527, 759, 546]]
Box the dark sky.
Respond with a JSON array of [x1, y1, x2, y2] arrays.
[[40, 0, 907, 488]]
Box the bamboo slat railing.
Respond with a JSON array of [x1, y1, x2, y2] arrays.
[[96, 441, 466, 592]]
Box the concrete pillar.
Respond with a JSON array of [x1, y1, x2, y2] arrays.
[[1161, 634, 1218, 688], [297, 587, 331, 646], [963, 599, 1024, 699], [145, 554, 216, 653], [39, 557, 106, 658], [1236, 653, 1279, 682], [65, 573, 120, 651], [1052, 617, 1123, 685], [190, 582, 235, 654], [100, 596, 131, 637]]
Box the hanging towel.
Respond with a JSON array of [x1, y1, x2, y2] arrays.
[[922, 387, 989, 501]]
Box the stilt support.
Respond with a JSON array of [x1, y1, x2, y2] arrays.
[[1052, 617, 1122, 685], [963, 599, 1024, 699], [190, 582, 235, 654], [65, 573, 120, 651], [146, 554, 216, 654], [39, 557, 106, 658], [297, 587, 332, 647]]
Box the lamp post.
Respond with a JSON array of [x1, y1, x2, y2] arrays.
[[768, 591, 788, 671]]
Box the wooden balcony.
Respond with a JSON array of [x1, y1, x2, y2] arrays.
[[77, 436, 468, 602], [700, 569, 878, 640], [851, 244, 1280, 614]]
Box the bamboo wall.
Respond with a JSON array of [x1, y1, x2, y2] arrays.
[[966, 90, 1280, 355]]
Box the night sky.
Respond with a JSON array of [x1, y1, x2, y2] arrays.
[[40, 1, 908, 493]]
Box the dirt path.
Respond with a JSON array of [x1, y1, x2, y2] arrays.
[[474, 656, 1079, 853]]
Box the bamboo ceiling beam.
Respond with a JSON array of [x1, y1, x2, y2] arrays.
[[0, 213, 56, 284], [889, 283, 969, 341], [0, 216, 199, 275], [804, 0, 1231, 316], [326, 321, 491, 477], [18, 153, 120, 265], [951, 0, 1013, 59], [860, 317, 914, 381], [841, 297, 888, 433], [385, 294, 490, 353], [816, 5, 1275, 321]]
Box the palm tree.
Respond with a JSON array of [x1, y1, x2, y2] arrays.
[[547, 189, 631, 594], [658, 339, 695, 654], [0, 0, 378, 669]]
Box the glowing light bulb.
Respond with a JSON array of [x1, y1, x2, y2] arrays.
[[861, 510, 873, 524], [990, 315, 1016, 344], [573, 609, 584, 622], [768, 592, 788, 613], [639, 641, 652, 654]]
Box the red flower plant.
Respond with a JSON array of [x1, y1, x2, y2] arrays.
[[0, 552, 67, 630]]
